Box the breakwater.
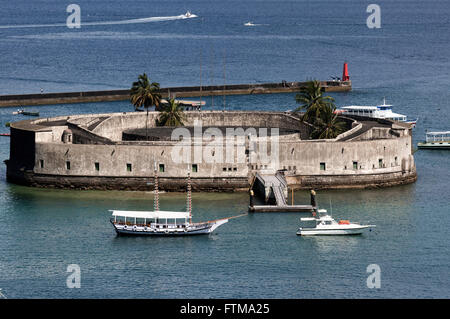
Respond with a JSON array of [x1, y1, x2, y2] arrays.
[[0, 80, 351, 107]]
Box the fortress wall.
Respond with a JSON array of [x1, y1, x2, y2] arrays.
[[34, 142, 250, 179], [28, 127, 415, 190], [7, 112, 416, 191], [92, 111, 310, 142], [278, 134, 414, 176]]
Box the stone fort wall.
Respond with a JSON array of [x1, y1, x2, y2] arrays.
[[6, 111, 416, 191]]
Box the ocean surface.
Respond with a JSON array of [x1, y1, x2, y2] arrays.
[[0, 0, 449, 298]]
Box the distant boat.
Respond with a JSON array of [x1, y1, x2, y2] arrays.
[[338, 98, 418, 127], [0, 133, 10, 137], [182, 10, 197, 19], [418, 131, 450, 149], [244, 21, 256, 26], [12, 109, 39, 116], [296, 209, 375, 236]]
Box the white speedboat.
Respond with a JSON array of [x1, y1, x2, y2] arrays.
[[338, 98, 417, 127], [296, 209, 375, 236], [244, 21, 255, 26], [182, 10, 197, 18]]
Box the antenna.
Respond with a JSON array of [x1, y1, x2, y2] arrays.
[[199, 29, 203, 111], [187, 166, 192, 224], [154, 162, 159, 211], [223, 49, 226, 111], [329, 198, 333, 217], [210, 44, 214, 110]]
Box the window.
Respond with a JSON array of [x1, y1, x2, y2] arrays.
[[320, 162, 326, 171], [127, 163, 132, 172], [353, 161, 358, 170], [395, 156, 398, 165], [159, 164, 165, 173], [39, 159, 44, 168], [66, 161, 71, 170], [192, 164, 198, 173], [95, 162, 100, 171], [378, 159, 383, 168], [233, 167, 237, 171], [223, 167, 227, 172]]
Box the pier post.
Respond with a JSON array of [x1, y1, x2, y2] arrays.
[[249, 189, 254, 208], [310, 189, 317, 208]]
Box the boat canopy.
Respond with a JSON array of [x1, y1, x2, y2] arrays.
[[426, 131, 450, 136], [426, 131, 450, 142], [110, 210, 189, 220]]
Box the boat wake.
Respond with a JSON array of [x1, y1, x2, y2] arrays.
[[0, 13, 197, 29]]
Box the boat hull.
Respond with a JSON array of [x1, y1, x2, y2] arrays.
[[296, 226, 373, 236], [111, 219, 227, 236], [417, 142, 450, 150]]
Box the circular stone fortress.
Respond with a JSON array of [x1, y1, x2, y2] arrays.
[[6, 111, 417, 191]]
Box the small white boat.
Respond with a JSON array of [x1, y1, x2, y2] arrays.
[[244, 21, 255, 26], [296, 209, 375, 236], [338, 98, 418, 127], [417, 131, 450, 149], [182, 10, 197, 19]]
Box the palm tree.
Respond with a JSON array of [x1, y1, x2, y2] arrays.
[[130, 73, 162, 140], [156, 98, 186, 127], [310, 104, 347, 139], [294, 80, 335, 123]]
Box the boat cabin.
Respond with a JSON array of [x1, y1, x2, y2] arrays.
[[110, 210, 190, 229]]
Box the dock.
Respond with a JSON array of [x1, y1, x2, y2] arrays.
[[0, 80, 351, 107], [249, 172, 316, 213]]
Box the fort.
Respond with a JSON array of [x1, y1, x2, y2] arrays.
[[5, 110, 417, 191]]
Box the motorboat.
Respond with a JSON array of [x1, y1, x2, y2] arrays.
[[110, 166, 238, 236], [296, 209, 375, 236], [418, 131, 450, 149], [338, 98, 417, 127], [182, 10, 197, 19], [12, 109, 40, 116], [244, 22, 255, 26]]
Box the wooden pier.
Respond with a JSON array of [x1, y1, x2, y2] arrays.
[[0, 80, 351, 107]]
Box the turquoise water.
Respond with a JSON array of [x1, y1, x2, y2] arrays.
[[0, 0, 450, 298]]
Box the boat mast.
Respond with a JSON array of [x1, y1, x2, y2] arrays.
[[187, 169, 192, 224], [154, 162, 159, 211]]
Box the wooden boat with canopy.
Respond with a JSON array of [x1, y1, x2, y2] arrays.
[[109, 165, 234, 236]]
